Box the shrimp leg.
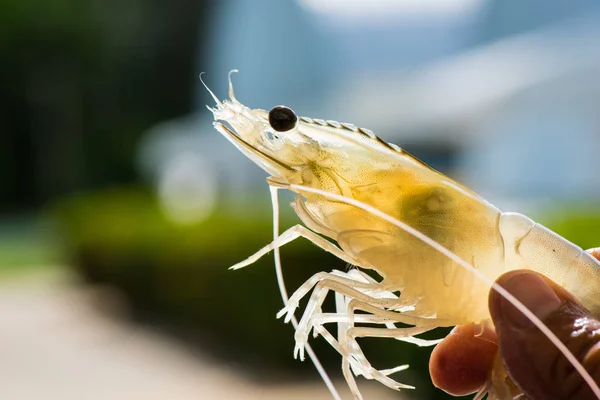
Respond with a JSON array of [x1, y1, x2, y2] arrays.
[[305, 298, 445, 341], [312, 322, 417, 399], [309, 312, 402, 326], [289, 277, 402, 359], [345, 300, 448, 344], [341, 301, 443, 390], [229, 224, 358, 270], [315, 294, 433, 395], [332, 295, 445, 395], [344, 325, 438, 392], [291, 271, 438, 398], [288, 276, 387, 358], [303, 299, 443, 393], [292, 276, 446, 360], [347, 325, 440, 341], [312, 324, 392, 400], [278, 272, 382, 322]]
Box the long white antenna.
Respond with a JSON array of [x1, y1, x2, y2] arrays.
[[199, 73, 221, 105], [269, 186, 342, 400], [289, 183, 600, 400]]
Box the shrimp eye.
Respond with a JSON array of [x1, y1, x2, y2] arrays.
[[268, 106, 297, 132]]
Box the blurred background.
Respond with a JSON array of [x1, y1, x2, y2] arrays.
[[2, 0, 600, 399]]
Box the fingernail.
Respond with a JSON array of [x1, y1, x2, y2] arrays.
[[499, 273, 561, 330]]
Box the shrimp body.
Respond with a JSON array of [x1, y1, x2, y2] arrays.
[[205, 73, 600, 399]]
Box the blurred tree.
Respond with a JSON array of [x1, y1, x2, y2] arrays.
[[0, 0, 212, 212]]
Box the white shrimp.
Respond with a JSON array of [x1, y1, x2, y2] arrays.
[[203, 72, 600, 400]]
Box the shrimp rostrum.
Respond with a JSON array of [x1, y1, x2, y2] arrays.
[[205, 73, 600, 400]]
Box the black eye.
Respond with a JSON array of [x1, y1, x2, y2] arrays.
[[268, 106, 297, 132]]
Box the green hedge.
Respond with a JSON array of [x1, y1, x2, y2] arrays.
[[52, 187, 440, 397]]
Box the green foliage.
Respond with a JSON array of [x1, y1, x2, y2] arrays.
[[51, 187, 444, 396], [0, 218, 64, 274]]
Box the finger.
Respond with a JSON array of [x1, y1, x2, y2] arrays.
[[429, 323, 498, 395], [489, 270, 600, 400], [429, 248, 600, 397], [587, 247, 600, 261]]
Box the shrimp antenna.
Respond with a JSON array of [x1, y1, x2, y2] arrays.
[[288, 183, 600, 400], [199, 72, 221, 105], [269, 186, 342, 400], [228, 69, 239, 101]]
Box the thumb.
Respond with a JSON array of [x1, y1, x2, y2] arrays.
[[489, 269, 600, 400]]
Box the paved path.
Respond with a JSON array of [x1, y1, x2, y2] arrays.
[[0, 271, 399, 400]]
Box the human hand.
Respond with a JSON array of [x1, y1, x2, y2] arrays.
[[429, 248, 600, 400]]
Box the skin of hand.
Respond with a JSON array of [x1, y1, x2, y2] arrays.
[[429, 248, 600, 400]]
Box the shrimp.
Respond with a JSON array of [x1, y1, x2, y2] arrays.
[[203, 72, 600, 400]]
